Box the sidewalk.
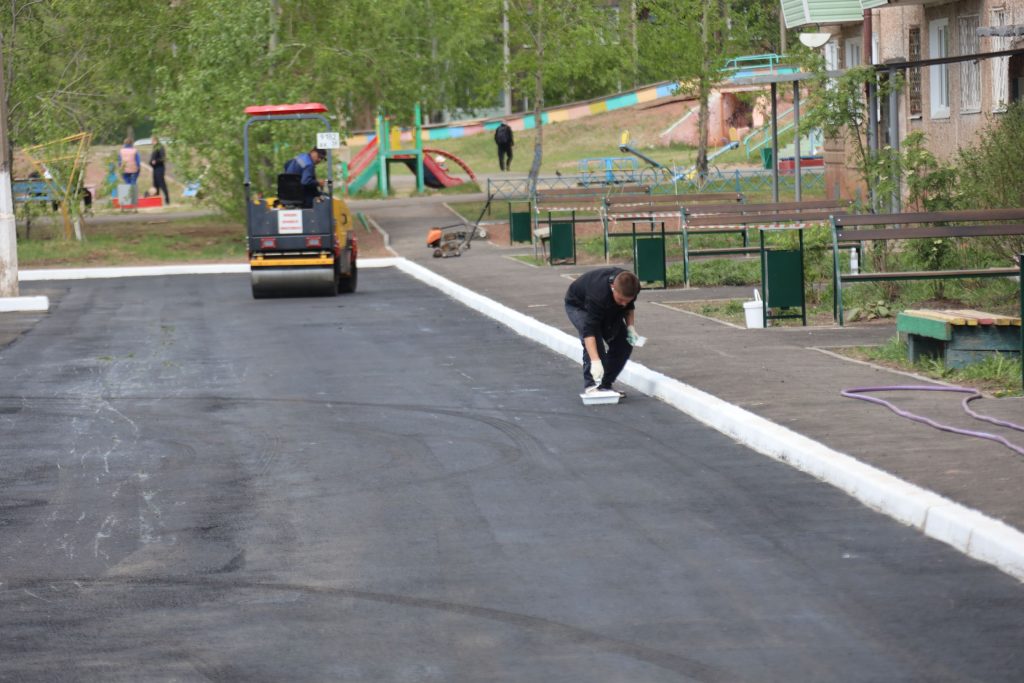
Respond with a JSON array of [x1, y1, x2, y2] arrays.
[[360, 198, 1024, 566]]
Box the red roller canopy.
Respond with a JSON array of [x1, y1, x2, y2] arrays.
[[244, 103, 328, 116]]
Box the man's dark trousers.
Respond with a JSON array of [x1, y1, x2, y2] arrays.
[[564, 303, 632, 389], [498, 144, 513, 171]]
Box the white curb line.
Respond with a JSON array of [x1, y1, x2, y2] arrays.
[[13, 258, 1024, 581], [17, 258, 400, 282], [392, 258, 1024, 582], [0, 296, 49, 312]]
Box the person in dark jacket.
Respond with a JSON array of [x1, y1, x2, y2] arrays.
[[494, 121, 514, 171], [284, 147, 327, 207], [564, 267, 642, 396], [149, 135, 170, 205]]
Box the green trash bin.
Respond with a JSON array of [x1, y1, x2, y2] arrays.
[[760, 148, 773, 170], [634, 236, 666, 288], [510, 211, 532, 244], [549, 221, 575, 264]]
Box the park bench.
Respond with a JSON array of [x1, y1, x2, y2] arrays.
[[896, 309, 1021, 368], [13, 178, 58, 238], [529, 185, 650, 264], [602, 192, 745, 267], [831, 208, 1024, 325], [680, 200, 853, 287]]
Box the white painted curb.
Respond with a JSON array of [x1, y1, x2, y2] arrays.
[[0, 296, 49, 312], [18, 258, 400, 282], [392, 258, 1024, 582]]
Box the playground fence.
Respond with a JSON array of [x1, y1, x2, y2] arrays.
[[486, 167, 825, 202]]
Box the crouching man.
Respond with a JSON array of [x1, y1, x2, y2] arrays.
[[564, 267, 643, 397]]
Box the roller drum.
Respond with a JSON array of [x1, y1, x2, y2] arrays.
[[251, 266, 337, 298]]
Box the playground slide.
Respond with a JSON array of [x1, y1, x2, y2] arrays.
[[395, 155, 464, 189], [346, 137, 380, 193]]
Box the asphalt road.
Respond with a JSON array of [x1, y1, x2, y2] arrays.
[[1, 268, 1022, 682]]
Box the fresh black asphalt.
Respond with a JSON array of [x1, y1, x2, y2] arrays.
[[1, 270, 1023, 681]]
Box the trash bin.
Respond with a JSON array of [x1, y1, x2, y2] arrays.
[[760, 148, 773, 170], [743, 290, 764, 328]]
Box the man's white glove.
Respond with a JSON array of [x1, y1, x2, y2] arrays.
[[626, 325, 646, 347], [590, 358, 605, 385]]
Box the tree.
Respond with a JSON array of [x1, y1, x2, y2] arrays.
[[506, 0, 630, 193], [802, 65, 904, 208], [637, 0, 785, 178]]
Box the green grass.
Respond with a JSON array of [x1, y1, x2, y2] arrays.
[[846, 336, 1023, 396], [18, 215, 245, 267]]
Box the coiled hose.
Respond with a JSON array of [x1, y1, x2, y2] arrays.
[[841, 385, 1024, 457]]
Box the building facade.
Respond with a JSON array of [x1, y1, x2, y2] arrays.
[[783, 0, 1024, 200]]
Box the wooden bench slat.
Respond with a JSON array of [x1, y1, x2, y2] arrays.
[[837, 223, 1024, 241], [688, 210, 844, 227], [947, 309, 1021, 325], [902, 309, 972, 325], [835, 207, 1024, 227]]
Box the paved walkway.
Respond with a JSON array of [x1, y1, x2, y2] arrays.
[[360, 198, 1024, 540]]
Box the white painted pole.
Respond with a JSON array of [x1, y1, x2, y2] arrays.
[[0, 44, 17, 298]]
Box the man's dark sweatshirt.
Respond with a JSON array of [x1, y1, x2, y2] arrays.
[[564, 266, 637, 339]]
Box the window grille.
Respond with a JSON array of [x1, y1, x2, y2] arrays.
[[908, 27, 922, 116], [959, 15, 981, 113], [991, 8, 1011, 111]]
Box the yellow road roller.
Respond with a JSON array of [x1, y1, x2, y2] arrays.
[[243, 102, 357, 298]]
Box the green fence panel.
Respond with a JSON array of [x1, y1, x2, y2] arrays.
[[549, 221, 575, 264], [510, 211, 532, 244], [634, 236, 666, 287]]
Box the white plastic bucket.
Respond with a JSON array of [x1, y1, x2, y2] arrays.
[[743, 289, 764, 329]]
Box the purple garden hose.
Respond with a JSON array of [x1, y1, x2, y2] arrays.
[[841, 385, 1024, 457]]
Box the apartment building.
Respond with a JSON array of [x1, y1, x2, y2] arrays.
[[781, 0, 1024, 199]]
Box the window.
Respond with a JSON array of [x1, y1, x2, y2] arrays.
[[929, 19, 950, 118], [991, 8, 1011, 111], [825, 39, 840, 72], [908, 26, 923, 116], [959, 15, 981, 113], [845, 36, 862, 68]]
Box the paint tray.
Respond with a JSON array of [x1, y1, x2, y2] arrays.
[[580, 388, 621, 405]]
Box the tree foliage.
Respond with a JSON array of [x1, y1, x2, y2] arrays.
[[2, 0, 785, 213]]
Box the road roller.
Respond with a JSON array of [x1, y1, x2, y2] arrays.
[[243, 102, 357, 298]]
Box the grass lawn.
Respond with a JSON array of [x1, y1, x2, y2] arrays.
[[16, 209, 387, 267], [17, 214, 246, 268], [838, 336, 1023, 397]]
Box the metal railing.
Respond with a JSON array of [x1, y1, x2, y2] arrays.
[[486, 167, 826, 201]]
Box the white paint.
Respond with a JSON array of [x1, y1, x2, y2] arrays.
[[0, 295, 48, 312], [0, 168, 18, 296], [18, 258, 398, 282]]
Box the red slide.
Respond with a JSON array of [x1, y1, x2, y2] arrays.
[[392, 149, 478, 189], [423, 148, 477, 183]]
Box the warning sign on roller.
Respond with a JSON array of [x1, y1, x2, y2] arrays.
[[278, 210, 303, 234]]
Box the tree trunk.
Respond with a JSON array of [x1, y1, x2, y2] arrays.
[[696, 3, 711, 181], [527, 0, 544, 198]]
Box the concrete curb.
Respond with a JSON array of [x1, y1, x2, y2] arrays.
[[14, 258, 1024, 581], [0, 296, 49, 312], [18, 259, 400, 282], [392, 258, 1024, 582]]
